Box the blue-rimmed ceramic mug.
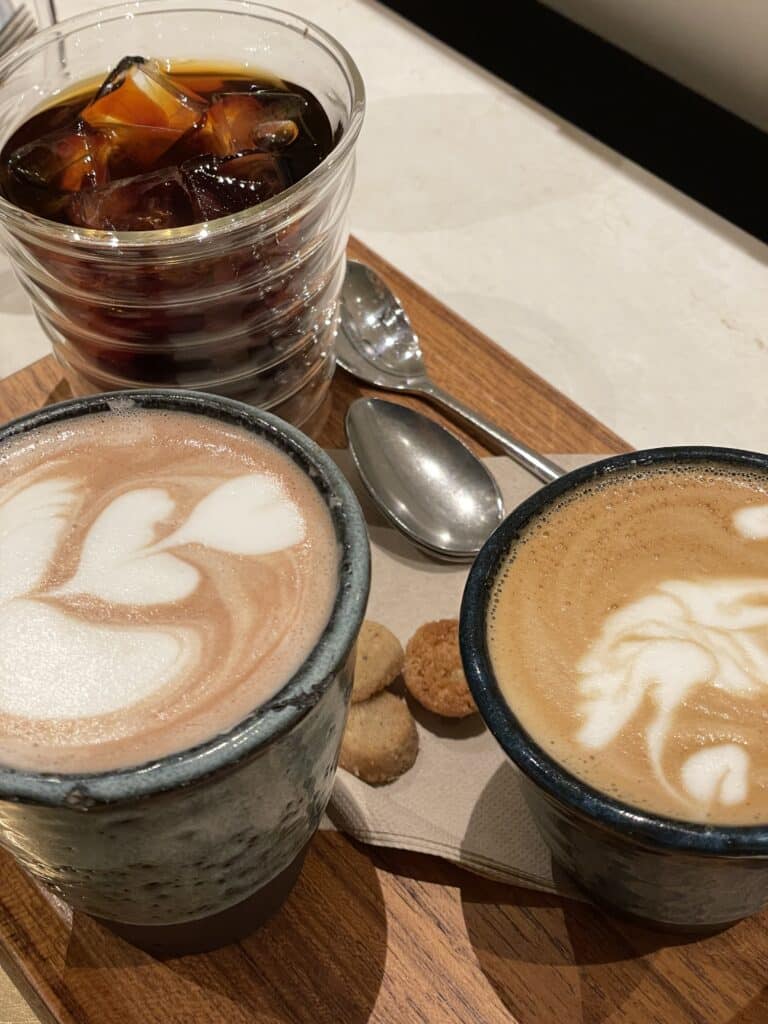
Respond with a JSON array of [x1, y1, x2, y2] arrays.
[[0, 389, 370, 953], [460, 446, 768, 932]]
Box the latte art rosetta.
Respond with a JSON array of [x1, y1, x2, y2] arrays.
[[489, 464, 768, 825], [0, 472, 304, 719], [53, 475, 306, 608], [0, 410, 338, 773], [576, 575, 768, 811]]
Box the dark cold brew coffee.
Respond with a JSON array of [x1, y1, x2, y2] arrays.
[[0, 57, 334, 230]]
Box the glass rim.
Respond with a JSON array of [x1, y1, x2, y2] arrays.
[[0, 0, 365, 248]]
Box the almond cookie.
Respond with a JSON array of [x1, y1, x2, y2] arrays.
[[340, 691, 419, 784], [352, 620, 405, 703], [404, 618, 477, 718]]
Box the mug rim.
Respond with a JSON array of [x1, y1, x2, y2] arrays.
[[0, 0, 366, 248], [460, 445, 768, 855], [0, 388, 370, 807]]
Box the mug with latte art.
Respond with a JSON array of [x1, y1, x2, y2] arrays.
[[0, 389, 369, 953], [461, 447, 768, 931]]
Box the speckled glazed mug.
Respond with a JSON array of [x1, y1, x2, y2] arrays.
[[460, 447, 768, 932], [0, 389, 370, 953]]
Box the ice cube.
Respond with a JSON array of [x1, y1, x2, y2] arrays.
[[8, 121, 111, 193], [67, 167, 195, 231], [182, 151, 289, 220], [81, 56, 207, 164], [250, 120, 299, 150], [100, 124, 184, 174], [244, 90, 311, 123], [192, 91, 308, 157], [90, 56, 147, 101]]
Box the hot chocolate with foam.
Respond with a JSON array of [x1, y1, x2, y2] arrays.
[[0, 406, 338, 773], [488, 461, 768, 825]]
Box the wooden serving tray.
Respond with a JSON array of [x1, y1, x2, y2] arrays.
[[0, 237, 765, 1024]]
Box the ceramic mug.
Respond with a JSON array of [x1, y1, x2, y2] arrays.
[[460, 446, 768, 932], [0, 389, 370, 953]]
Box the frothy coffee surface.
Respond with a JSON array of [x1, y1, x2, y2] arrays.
[[488, 461, 768, 825], [0, 408, 338, 773]]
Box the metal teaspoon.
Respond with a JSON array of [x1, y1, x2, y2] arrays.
[[338, 260, 565, 485], [346, 398, 505, 561]]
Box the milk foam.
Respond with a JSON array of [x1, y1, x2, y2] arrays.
[[733, 504, 768, 540], [0, 410, 338, 772], [576, 573, 768, 809], [489, 463, 768, 825], [53, 475, 305, 607], [163, 474, 305, 556], [680, 744, 749, 807], [0, 600, 196, 719], [56, 487, 202, 605], [0, 478, 79, 602]]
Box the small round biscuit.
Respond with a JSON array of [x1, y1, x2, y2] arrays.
[[404, 618, 477, 718], [352, 620, 404, 703], [340, 691, 419, 784]]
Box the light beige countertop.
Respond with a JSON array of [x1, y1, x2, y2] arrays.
[[0, 0, 767, 1019], [1, 0, 767, 450]]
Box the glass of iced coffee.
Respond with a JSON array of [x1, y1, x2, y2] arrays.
[[0, 1, 365, 432]]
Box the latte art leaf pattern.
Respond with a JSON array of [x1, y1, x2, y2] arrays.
[[55, 475, 306, 606], [0, 599, 196, 719], [575, 574, 768, 811], [162, 474, 305, 556], [0, 471, 306, 721], [0, 478, 79, 603], [733, 503, 768, 540], [489, 464, 768, 825], [680, 744, 749, 807], [55, 487, 202, 605], [0, 410, 338, 773]]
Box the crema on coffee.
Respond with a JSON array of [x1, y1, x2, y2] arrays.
[[0, 408, 338, 773], [488, 461, 768, 825]]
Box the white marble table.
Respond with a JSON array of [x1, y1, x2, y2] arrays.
[[0, 0, 767, 1019], [1, 0, 767, 450]]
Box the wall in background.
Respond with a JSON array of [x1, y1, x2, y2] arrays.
[[543, 0, 768, 131], [380, 0, 767, 244]]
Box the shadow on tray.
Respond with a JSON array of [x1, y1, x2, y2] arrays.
[[63, 832, 387, 1024]]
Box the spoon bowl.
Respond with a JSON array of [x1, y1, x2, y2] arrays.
[[346, 398, 505, 561], [338, 260, 565, 485], [339, 261, 427, 387]]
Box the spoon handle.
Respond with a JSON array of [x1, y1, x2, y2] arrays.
[[417, 381, 565, 484]]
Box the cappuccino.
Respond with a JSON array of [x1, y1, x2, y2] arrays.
[[0, 407, 338, 773], [489, 461, 768, 825]]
